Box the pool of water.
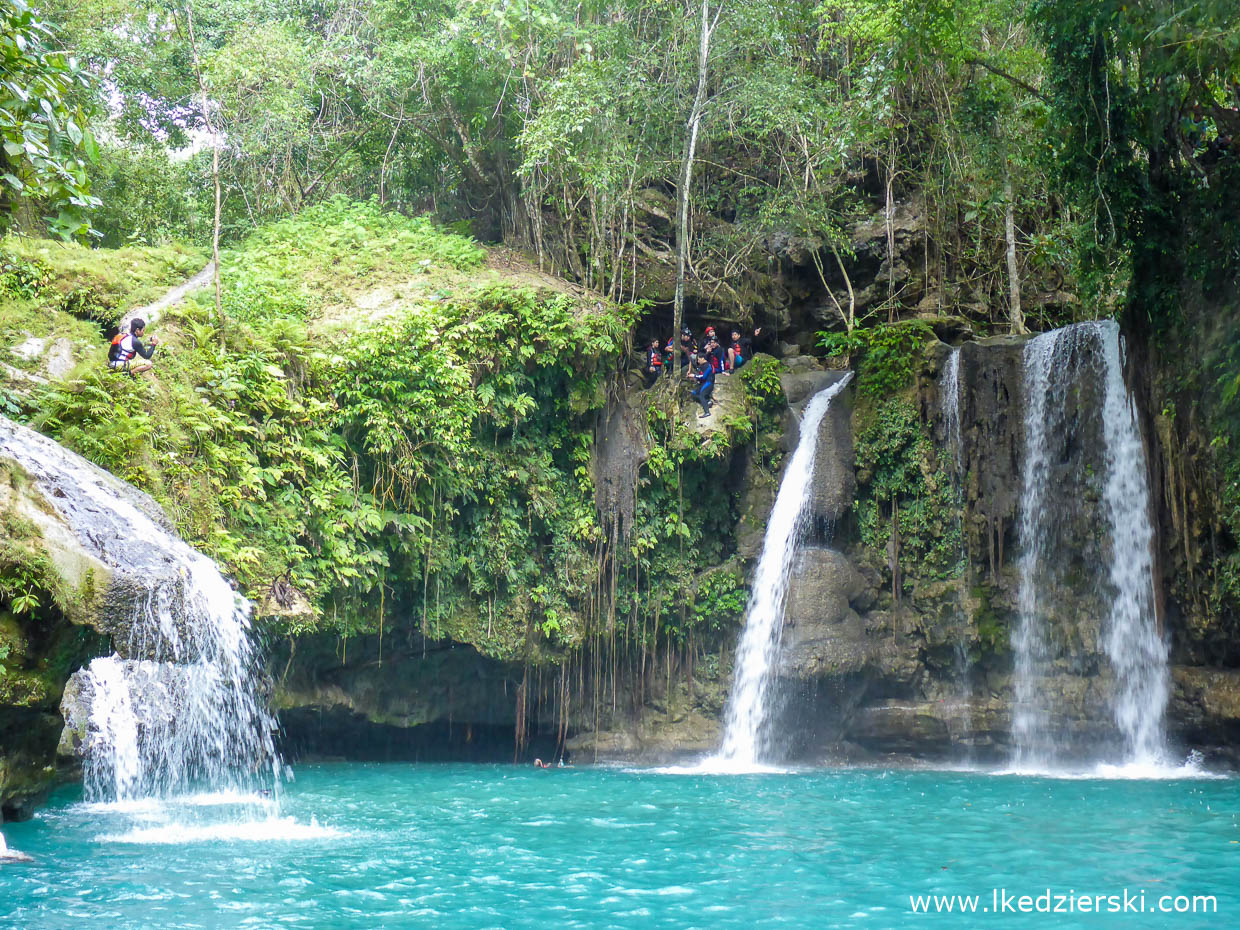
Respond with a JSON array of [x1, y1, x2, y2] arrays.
[[1, 764, 1236, 928]]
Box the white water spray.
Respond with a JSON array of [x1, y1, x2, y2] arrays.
[[938, 346, 974, 751], [0, 829, 32, 862], [82, 656, 143, 800], [713, 375, 853, 768]]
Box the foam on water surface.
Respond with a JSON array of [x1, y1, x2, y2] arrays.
[[100, 816, 345, 845]]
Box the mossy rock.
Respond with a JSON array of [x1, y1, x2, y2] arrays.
[[0, 670, 55, 709]]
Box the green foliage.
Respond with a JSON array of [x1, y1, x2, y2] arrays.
[[0, 247, 53, 298], [971, 587, 1007, 656], [738, 356, 786, 414], [87, 144, 209, 248], [613, 391, 752, 649], [0, 0, 100, 238], [0, 511, 67, 628], [687, 569, 747, 640], [1029, 0, 1239, 321], [818, 321, 933, 397], [23, 205, 704, 662], [217, 197, 486, 322], [854, 398, 963, 580], [1, 234, 207, 314]]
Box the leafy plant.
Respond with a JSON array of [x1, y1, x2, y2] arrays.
[[0, 249, 53, 298], [854, 398, 963, 580], [0, 0, 101, 238], [738, 355, 786, 413], [818, 321, 934, 397]]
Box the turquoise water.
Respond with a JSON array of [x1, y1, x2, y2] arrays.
[[1, 764, 1237, 929]]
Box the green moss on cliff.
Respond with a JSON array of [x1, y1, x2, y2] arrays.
[[853, 397, 963, 583], [15, 200, 763, 672], [1, 235, 207, 336]]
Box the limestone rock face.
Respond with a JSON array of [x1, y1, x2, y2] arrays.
[[5, 334, 83, 387], [734, 455, 777, 562], [0, 416, 201, 654], [1169, 667, 1240, 766], [593, 391, 648, 542], [779, 549, 876, 680]]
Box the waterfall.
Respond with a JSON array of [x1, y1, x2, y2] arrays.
[[82, 656, 143, 799], [0, 417, 279, 801], [1098, 329, 1168, 763], [938, 347, 973, 752], [1012, 329, 1060, 768], [1011, 321, 1168, 769], [940, 346, 963, 477], [714, 374, 853, 768]]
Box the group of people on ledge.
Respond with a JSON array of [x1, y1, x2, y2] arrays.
[[643, 324, 763, 418]]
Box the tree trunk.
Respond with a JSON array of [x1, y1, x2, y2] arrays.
[[829, 238, 856, 331], [1005, 173, 1025, 335], [670, 0, 721, 385]]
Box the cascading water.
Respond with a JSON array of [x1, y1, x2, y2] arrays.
[[712, 374, 853, 768], [0, 417, 279, 802], [940, 346, 963, 477], [938, 346, 973, 752], [1098, 329, 1168, 763], [1012, 330, 1060, 768], [1011, 320, 1168, 769], [82, 655, 143, 799]]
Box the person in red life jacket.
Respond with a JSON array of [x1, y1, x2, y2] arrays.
[[108, 318, 159, 376], [726, 326, 760, 373], [703, 335, 725, 374], [643, 337, 664, 388], [699, 326, 722, 372]]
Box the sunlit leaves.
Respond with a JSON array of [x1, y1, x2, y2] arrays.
[[0, 0, 100, 238]]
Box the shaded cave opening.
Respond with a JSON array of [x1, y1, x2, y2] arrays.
[[277, 708, 568, 765]]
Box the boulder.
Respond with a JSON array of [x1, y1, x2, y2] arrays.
[[1169, 666, 1240, 766], [779, 549, 883, 679]]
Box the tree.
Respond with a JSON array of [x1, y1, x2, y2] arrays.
[[670, 0, 722, 371], [0, 0, 100, 238]]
